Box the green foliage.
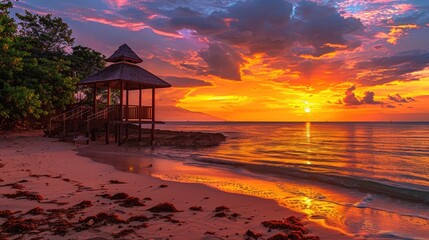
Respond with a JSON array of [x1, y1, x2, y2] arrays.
[[0, 83, 44, 128], [16, 10, 74, 56], [0, 2, 105, 130], [0, 1, 25, 79], [0, 1, 29, 129], [69, 45, 105, 79], [13, 55, 76, 118]]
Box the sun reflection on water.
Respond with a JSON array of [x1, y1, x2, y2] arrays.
[[305, 122, 311, 141], [302, 196, 314, 216]]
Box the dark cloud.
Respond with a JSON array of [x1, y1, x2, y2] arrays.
[[179, 63, 204, 72], [362, 91, 380, 104], [343, 85, 382, 106], [160, 0, 363, 58], [159, 0, 295, 56], [388, 93, 416, 103], [29, 0, 364, 82], [168, 7, 228, 35], [141, 0, 233, 16], [222, 0, 362, 56], [357, 51, 429, 68], [392, 10, 429, 26], [343, 85, 361, 105], [373, 45, 385, 50], [216, 0, 294, 53], [199, 43, 243, 80], [355, 50, 429, 85], [164, 76, 213, 87], [382, 104, 396, 109], [294, 1, 364, 56]]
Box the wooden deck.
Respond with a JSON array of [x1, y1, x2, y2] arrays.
[[49, 105, 161, 146], [87, 105, 152, 121]]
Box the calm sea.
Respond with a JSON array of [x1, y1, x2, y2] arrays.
[[93, 122, 429, 239]]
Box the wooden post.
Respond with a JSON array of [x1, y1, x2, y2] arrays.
[[91, 128, 96, 141], [115, 123, 118, 143], [139, 85, 142, 141], [120, 81, 124, 119], [107, 82, 111, 107], [125, 83, 129, 139], [105, 122, 109, 144], [118, 122, 121, 145], [93, 84, 97, 114], [86, 121, 90, 138], [106, 82, 110, 144], [151, 87, 155, 146], [118, 81, 123, 145]]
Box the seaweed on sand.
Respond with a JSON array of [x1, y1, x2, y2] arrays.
[[147, 202, 180, 213], [3, 191, 43, 201]]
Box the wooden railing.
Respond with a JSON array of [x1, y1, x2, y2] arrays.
[[48, 105, 153, 137], [86, 106, 116, 122], [123, 105, 152, 120], [49, 106, 92, 134], [86, 105, 152, 121]]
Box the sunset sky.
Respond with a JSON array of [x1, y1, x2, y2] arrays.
[[11, 0, 429, 121]]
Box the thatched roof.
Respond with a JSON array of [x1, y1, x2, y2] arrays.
[[106, 44, 143, 63], [78, 44, 171, 90], [77, 62, 171, 90]]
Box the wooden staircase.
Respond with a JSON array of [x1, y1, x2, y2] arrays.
[[49, 105, 155, 145], [48, 106, 92, 138], [85, 106, 117, 144]]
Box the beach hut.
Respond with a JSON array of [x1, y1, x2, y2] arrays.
[[50, 44, 171, 145]]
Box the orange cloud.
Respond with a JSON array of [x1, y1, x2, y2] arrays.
[[376, 24, 419, 44], [299, 52, 337, 60]]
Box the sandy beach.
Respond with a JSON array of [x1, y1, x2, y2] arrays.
[[0, 131, 352, 239], [3, 0, 428, 238]]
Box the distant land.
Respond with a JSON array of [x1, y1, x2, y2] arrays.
[[157, 106, 225, 122]]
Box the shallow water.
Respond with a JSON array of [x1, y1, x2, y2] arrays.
[[90, 122, 429, 239]]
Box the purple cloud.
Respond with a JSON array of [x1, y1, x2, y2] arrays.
[[163, 76, 213, 87], [199, 43, 243, 81], [343, 85, 382, 106], [355, 50, 429, 85], [388, 93, 416, 103]]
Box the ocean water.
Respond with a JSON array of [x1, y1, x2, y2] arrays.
[[92, 122, 429, 239]]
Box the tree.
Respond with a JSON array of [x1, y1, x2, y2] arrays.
[[69, 45, 105, 80], [0, 3, 105, 130], [0, 1, 41, 129], [68, 45, 111, 107], [1, 84, 43, 128], [16, 10, 74, 56], [0, 1, 23, 78], [9, 10, 76, 126]]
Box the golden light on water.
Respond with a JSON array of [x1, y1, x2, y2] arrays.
[[302, 196, 314, 216], [306, 122, 311, 140], [305, 108, 311, 113]]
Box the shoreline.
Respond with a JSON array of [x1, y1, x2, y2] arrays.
[[0, 131, 352, 239]]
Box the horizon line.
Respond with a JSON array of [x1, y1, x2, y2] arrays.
[[162, 121, 429, 123]]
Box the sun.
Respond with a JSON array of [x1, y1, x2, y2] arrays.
[[304, 108, 311, 113]]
